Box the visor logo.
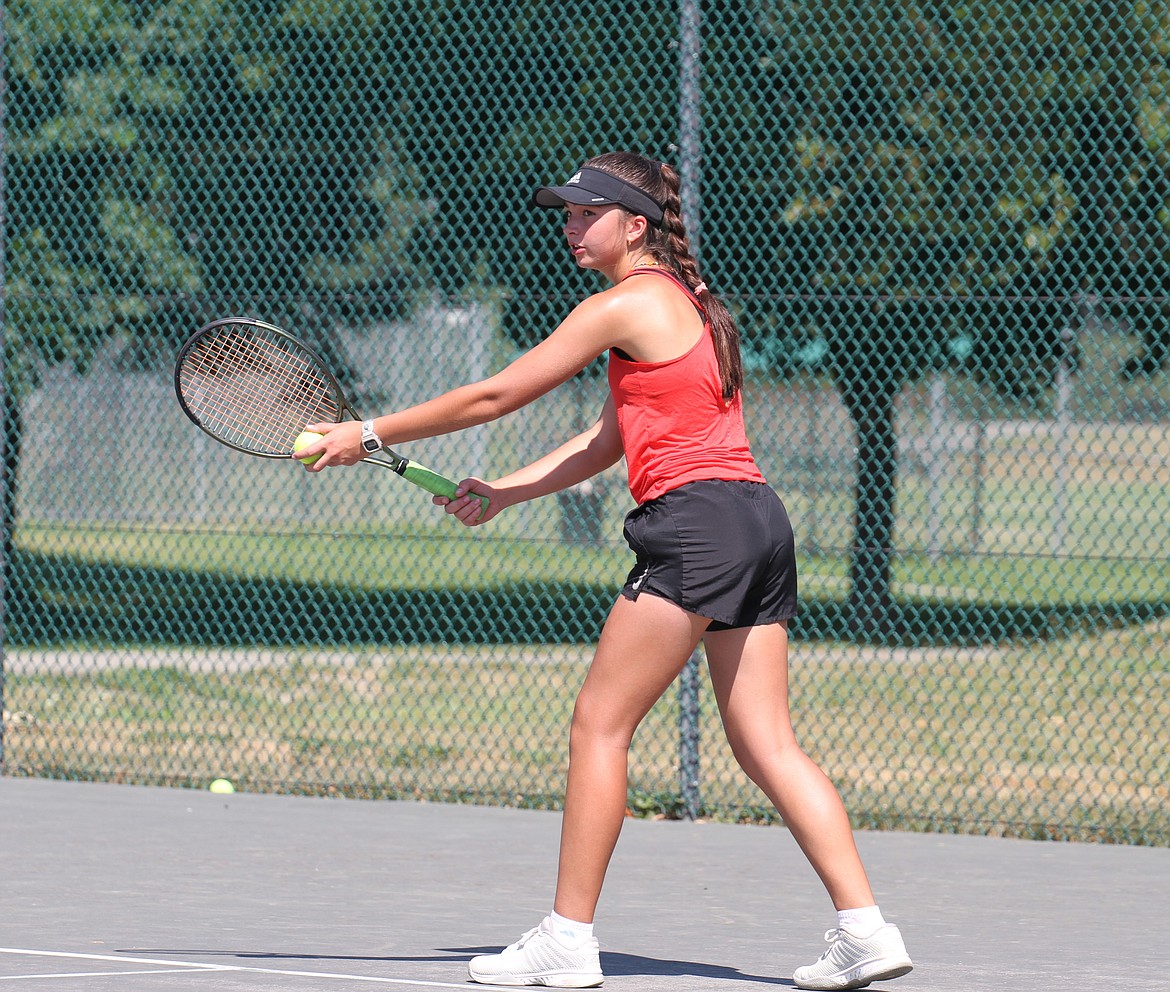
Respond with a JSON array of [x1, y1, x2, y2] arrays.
[[567, 171, 582, 185]]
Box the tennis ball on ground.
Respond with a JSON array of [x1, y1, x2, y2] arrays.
[[208, 778, 235, 795], [293, 430, 324, 465]]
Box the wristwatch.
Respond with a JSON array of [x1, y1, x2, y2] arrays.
[[360, 420, 384, 454]]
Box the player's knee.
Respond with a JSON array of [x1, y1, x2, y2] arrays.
[[727, 734, 800, 784], [568, 701, 637, 754]]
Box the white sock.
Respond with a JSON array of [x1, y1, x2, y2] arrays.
[[549, 910, 594, 947], [837, 905, 886, 937]]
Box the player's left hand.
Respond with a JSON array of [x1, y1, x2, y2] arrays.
[[434, 478, 499, 526]]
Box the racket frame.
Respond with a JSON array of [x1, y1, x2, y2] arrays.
[[173, 316, 483, 506]]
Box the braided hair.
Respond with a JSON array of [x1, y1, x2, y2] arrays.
[[582, 151, 743, 400]]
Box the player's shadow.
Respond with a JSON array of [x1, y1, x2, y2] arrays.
[[124, 947, 794, 985], [450, 947, 794, 985]]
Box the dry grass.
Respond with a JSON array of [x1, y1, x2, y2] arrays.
[[6, 618, 1167, 844]]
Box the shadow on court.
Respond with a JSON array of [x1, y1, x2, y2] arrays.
[[122, 947, 794, 985]]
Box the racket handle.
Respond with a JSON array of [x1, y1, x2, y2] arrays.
[[399, 461, 489, 511]]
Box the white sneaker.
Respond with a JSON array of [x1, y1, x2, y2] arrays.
[[792, 923, 913, 990], [468, 917, 604, 988]]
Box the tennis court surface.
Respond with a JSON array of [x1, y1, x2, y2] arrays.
[[3, 778, 1165, 990]]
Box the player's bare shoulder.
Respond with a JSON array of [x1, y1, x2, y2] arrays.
[[556, 281, 653, 344], [598, 274, 675, 330], [600, 272, 702, 362]]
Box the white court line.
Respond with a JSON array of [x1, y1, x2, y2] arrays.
[[0, 949, 506, 989], [0, 971, 209, 982], [0, 950, 226, 972]]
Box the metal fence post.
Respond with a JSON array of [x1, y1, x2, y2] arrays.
[[0, 3, 10, 774], [1052, 321, 1076, 557], [678, 0, 702, 260], [674, 0, 704, 825], [678, 648, 702, 820]]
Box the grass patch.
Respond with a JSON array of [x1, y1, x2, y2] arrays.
[[15, 522, 632, 591], [11, 525, 1169, 649], [5, 620, 1168, 845]]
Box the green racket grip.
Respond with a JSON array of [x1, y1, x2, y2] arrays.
[[399, 461, 489, 512]]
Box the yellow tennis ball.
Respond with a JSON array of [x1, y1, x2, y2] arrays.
[[208, 778, 235, 795], [293, 430, 324, 465]]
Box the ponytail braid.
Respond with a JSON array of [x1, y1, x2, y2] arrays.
[[583, 152, 744, 400]]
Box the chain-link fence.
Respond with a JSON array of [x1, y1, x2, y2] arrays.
[[1, 1, 1167, 845]]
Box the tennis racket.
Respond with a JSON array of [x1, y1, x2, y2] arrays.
[[173, 316, 486, 509]]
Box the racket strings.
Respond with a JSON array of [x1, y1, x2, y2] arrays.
[[178, 327, 341, 453]]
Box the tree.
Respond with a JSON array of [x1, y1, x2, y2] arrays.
[[723, 1, 1165, 637], [5, 0, 1164, 649], [1, 0, 437, 634]]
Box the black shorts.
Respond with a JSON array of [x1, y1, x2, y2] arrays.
[[620, 479, 798, 630]]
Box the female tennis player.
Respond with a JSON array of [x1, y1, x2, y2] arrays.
[[297, 151, 912, 991]]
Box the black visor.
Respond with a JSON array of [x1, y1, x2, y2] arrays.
[[533, 166, 665, 225]]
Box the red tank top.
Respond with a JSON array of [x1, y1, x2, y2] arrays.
[[608, 268, 765, 504]]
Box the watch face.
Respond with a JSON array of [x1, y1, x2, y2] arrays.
[[361, 422, 380, 451]]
